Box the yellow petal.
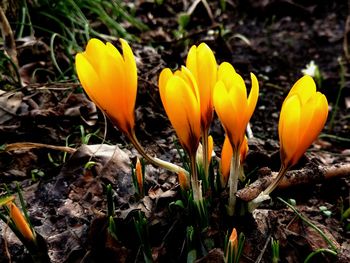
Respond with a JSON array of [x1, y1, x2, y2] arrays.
[[227, 73, 248, 143], [292, 92, 328, 164], [186, 45, 198, 79], [220, 135, 233, 187], [84, 38, 109, 73], [191, 43, 217, 128], [213, 81, 238, 147], [162, 76, 201, 154], [246, 73, 259, 122], [120, 38, 137, 119], [217, 62, 236, 90], [286, 75, 316, 105], [159, 68, 173, 110], [279, 94, 301, 167], [176, 66, 200, 102], [75, 53, 101, 106]]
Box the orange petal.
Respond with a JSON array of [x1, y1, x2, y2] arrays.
[[208, 135, 214, 163], [7, 202, 34, 241], [240, 136, 249, 164], [220, 135, 233, 187]]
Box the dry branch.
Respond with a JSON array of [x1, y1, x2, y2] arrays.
[[237, 163, 350, 202], [4, 142, 76, 154]]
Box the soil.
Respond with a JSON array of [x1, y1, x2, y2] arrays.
[[0, 1, 349, 263]]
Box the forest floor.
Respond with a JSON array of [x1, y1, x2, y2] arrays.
[[0, 0, 349, 262]]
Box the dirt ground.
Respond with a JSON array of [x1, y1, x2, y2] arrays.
[[0, 0, 349, 262]]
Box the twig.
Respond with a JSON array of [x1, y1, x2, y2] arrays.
[[0, 6, 18, 67], [237, 163, 350, 202], [4, 142, 76, 154], [255, 234, 271, 263]]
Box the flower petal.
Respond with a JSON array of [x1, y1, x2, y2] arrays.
[[286, 75, 316, 105], [120, 38, 137, 118], [217, 62, 236, 91], [220, 135, 233, 187], [213, 81, 238, 146], [292, 92, 328, 164], [279, 94, 301, 167], [162, 75, 201, 154], [158, 68, 173, 110]]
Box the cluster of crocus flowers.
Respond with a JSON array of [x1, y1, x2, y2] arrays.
[[75, 38, 187, 176], [213, 62, 259, 215], [250, 75, 328, 208]]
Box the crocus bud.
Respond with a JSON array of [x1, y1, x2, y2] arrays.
[[75, 38, 137, 136], [6, 202, 35, 241], [279, 75, 328, 168]]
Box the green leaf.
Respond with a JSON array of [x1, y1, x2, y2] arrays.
[[178, 13, 190, 29], [187, 249, 197, 263]]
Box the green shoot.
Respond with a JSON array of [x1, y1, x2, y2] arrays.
[[271, 237, 280, 263]]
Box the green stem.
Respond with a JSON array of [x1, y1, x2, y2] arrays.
[[248, 165, 289, 212], [263, 165, 288, 196], [190, 153, 201, 202], [201, 129, 209, 186], [304, 248, 337, 263], [129, 130, 189, 176], [227, 149, 240, 216]]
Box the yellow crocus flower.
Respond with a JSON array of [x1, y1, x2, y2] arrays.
[[186, 43, 217, 183], [279, 75, 328, 168], [213, 62, 259, 150], [213, 62, 258, 215], [159, 65, 202, 203], [250, 76, 329, 210], [186, 43, 217, 130], [75, 38, 137, 136], [158, 66, 201, 156]]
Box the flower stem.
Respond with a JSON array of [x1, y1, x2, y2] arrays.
[[227, 149, 240, 216], [129, 131, 189, 176], [202, 129, 209, 186], [263, 165, 288, 196], [248, 165, 289, 212], [190, 152, 202, 202]]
